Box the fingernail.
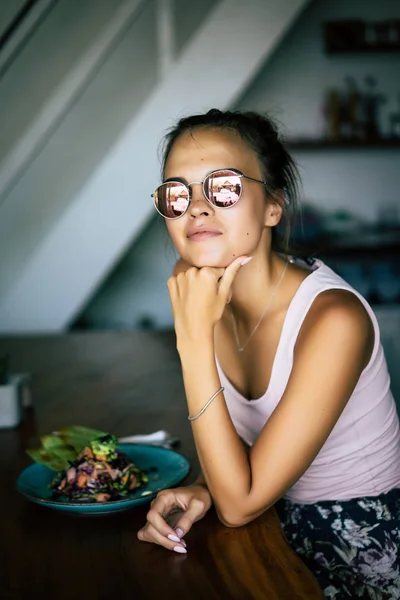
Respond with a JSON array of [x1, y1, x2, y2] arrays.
[[180, 539, 187, 547], [241, 257, 253, 266], [168, 534, 181, 543], [175, 528, 184, 538], [173, 546, 187, 554]]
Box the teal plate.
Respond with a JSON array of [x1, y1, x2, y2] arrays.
[[16, 443, 191, 515]]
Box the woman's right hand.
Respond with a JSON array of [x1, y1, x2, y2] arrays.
[[137, 484, 212, 553]]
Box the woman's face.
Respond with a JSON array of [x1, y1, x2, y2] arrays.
[[164, 128, 278, 268]]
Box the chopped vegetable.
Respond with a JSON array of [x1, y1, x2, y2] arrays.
[[91, 434, 118, 461], [50, 433, 149, 503]]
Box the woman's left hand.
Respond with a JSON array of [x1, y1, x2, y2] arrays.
[[167, 256, 250, 344]]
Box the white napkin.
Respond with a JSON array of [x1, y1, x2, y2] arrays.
[[118, 430, 179, 449]]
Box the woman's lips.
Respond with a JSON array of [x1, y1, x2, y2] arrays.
[[186, 226, 222, 242], [188, 231, 222, 242]]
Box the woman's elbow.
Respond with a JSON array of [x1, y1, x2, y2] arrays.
[[217, 510, 246, 528], [216, 507, 257, 528], [216, 500, 272, 528]]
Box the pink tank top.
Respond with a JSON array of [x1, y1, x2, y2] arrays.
[[216, 258, 400, 503]]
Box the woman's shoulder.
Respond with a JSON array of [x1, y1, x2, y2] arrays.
[[287, 257, 374, 334], [296, 287, 375, 368]]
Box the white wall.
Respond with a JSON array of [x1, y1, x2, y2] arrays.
[[79, 0, 400, 331], [0, 0, 158, 296], [77, 217, 178, 329], [0, 0, 130, 164], [173, 0, 218, 55]]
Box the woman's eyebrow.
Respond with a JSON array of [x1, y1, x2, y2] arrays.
[[163, 175, 188, 183]]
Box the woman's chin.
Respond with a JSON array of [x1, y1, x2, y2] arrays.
[[185, 253, 230, 269], [197, 261, 226, 268], [182, 248, 243, 269]]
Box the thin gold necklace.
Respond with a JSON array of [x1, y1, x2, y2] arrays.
[[230, 261, 289, 353]]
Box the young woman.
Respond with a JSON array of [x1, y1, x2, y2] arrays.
[[137, 109, 400, 599]]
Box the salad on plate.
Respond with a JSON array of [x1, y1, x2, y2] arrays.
[[27, 426, 149, 503]]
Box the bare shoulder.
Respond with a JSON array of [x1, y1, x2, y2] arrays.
[[306, 288, 372, 329], [296, 288, 375, 367]]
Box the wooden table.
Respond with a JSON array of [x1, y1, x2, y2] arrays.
[[0, 332, 323, 599]]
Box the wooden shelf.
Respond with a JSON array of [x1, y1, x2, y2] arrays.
[[326, 43, 400, 55], [324, 20, 400, 54], [287, 137, 400, 150], [291, 230, 400, 259]]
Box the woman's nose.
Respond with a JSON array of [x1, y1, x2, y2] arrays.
[[188, 183, 213, 218]]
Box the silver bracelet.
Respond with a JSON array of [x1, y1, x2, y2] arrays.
[[188, 386, 225, 421]]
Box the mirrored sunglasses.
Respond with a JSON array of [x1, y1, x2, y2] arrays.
[[152, 168, 266, 219]]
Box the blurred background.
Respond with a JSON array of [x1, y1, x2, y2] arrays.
[[0, 0, 399, 398]]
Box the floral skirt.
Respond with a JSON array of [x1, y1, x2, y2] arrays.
[[275, 489, 400, 600]]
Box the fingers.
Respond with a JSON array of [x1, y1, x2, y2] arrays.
[[137, 508, 187, 553], [173, 258, 192, 276], [137, 491, 188, 553], [137, 522, 187, 554], [218, 256, 252, 301], [181, 266, 225, 285], [169, 257, 252, 307], [176, 266, 225, 284], [171, 497, 208, 539], [137, 490, 210, 554]]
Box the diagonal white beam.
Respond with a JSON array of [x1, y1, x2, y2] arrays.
[[0, 0, 309, 332], [0, 0, 57, 77], [0, 0, 145, 203]]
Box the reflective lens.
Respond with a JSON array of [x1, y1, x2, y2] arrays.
[[153, 169, 243, 219], [205, 170, 242, 208], [154, 181, 190, 218]]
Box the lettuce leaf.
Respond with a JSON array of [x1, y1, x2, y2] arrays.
[[27, 425, 108, 471]]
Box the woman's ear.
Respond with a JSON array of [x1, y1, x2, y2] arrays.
[[264, 190, 284, 227]]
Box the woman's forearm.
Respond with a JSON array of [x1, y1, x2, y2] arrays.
[[178, 337, 252, 524], [194, 439, 249, 491]]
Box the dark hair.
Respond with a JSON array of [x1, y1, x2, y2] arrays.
[[161, 109, 301, 254]]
